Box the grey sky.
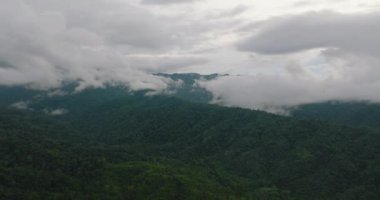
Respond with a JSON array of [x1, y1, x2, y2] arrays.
[[141, 0, 200, 5], [238, 12, 380, 56]]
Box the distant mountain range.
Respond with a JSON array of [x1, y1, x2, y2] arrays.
[[2, 73, 380, 129]]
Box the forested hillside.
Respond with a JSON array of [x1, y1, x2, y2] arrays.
[[292, 101, 380, 128], [1, 87, 379, 199]]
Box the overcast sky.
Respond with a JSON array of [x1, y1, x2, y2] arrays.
[[1, 0, 380, 110]]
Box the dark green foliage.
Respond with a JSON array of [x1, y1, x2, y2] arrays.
[[0, 86, 42, 106], [292, 101, 380, 128], [0, 87, 380, 199]]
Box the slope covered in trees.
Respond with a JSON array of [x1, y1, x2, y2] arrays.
[[0, 87, 380, 199], [292, 101, 380, 128]]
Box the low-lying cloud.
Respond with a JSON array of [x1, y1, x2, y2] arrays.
[[0, 0, 202, 91], [199, 72, 380, 112], [44, 108, 68, 116], [200, 11, 380, 112]]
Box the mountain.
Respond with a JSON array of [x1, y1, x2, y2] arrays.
[[157, 73, 218, 104], [158, 73, 380, 130], [291, 101, 380, 129], [1, 86, 379, 199], [0, 73, 217, 107], [0, 86, 43, 107]]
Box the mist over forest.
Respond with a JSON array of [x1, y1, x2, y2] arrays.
[[1, 0, 380, 199]]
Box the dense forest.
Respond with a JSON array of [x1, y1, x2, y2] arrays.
[[292, 101, 380, 128], [0, 85, 379, 199]]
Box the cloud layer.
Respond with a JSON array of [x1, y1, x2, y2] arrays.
[[0, 0, 204, 91], [199, 11, 380, 112], [141, 0, 200, 5], [238, 12, 380, 56], [1, 0, 380, 112]]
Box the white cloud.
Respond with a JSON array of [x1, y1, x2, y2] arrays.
[[0, 0, 196, 91], [10, 101, 30, 110], [141, 0, 201, 5], [238, 11, 380, 56], [126, 54, 208, 73], [2, 0, 380, 112], [198, 11, 380, 112], [199, 71, 380, 113], [44, 108, 68, 116]]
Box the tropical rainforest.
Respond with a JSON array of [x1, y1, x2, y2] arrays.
[[0, 75, 379, 200]]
